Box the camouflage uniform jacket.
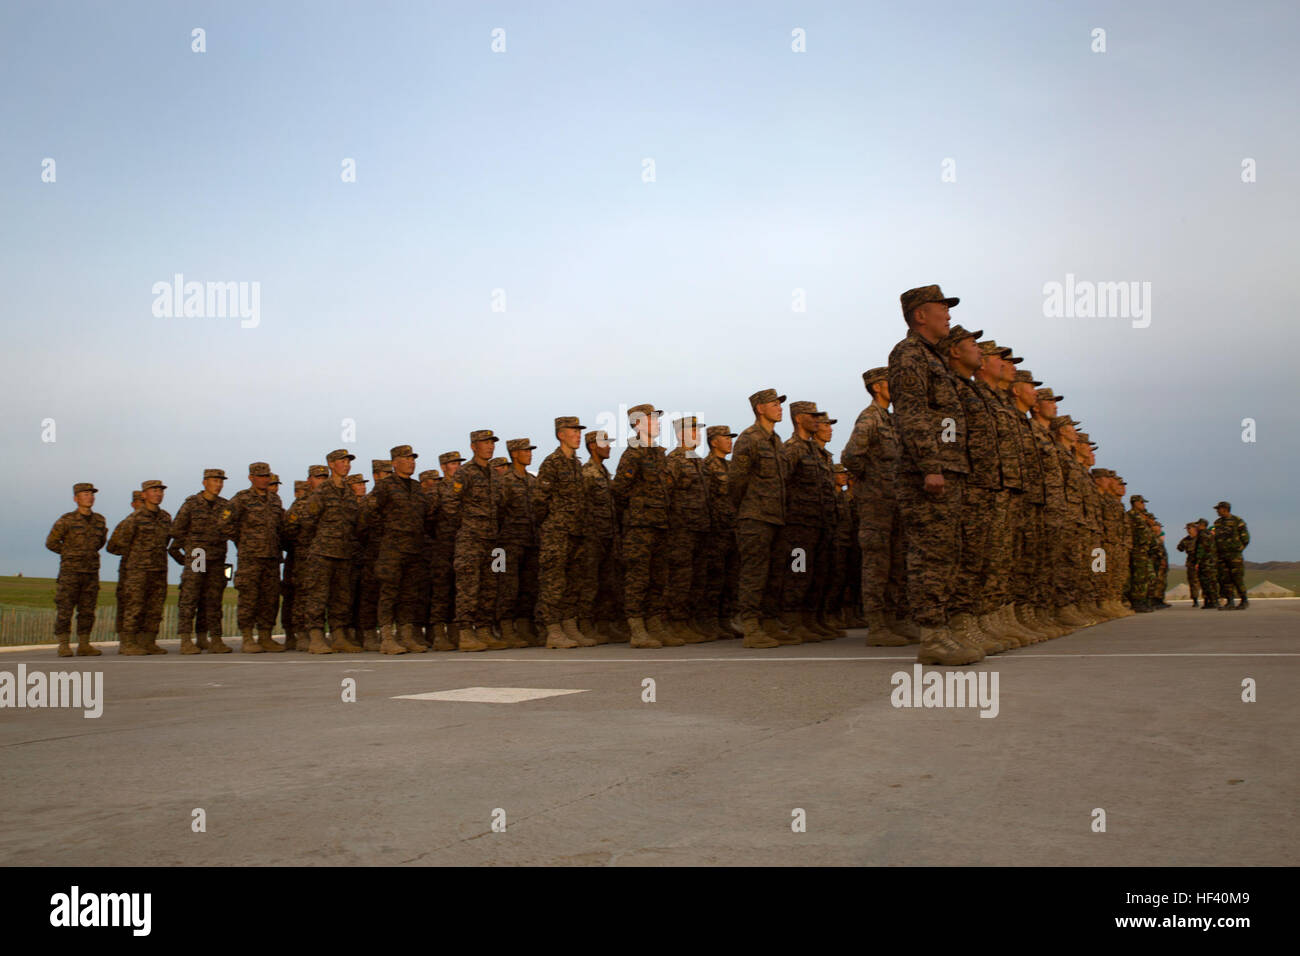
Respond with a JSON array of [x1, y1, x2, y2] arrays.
[[1030, 420, 1066, 516], [952, 377, 1001, 490], [499, 469, 539, 545], [453, 461, 500, 537], [373, 474, 431, 554], [107, 507, 173, 572], [581, 458, 618, 540], [46, 510, 108, 572], [666, 446, 712, 532], [1213, 514, 1249, 554], [703, 452, 736, 530], [974, 380, 1021, 489], [887, 329, 969, 476], [167, 494, 228, 565], [612, 444, 670, 529], [728, 422, 787, 525], [534, 449, 586, 534], [302, 480, 361, 560], [840, 403, 898, 504]]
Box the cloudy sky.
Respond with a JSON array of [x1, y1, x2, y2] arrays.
[[2, 0, 1297, 578]]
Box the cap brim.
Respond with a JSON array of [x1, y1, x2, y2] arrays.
[[968, 327, 984, 339], [821, 418, 838, 425], [944, 297, 959, 307], [776, 394, 787, 404]]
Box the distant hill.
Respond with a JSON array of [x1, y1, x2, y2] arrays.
[[1244, 561, 1300, 571]]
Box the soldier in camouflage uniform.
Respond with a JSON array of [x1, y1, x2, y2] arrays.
[[810, 411, 845, 638], [45, 482, 108, 657], [1009, 367, 1060, 636], [773, 400, 825, 644], [168, 468, 232, 654], [346, 473, 371, 633], [1127, 495, 1156, 612], [1213, 501, 1250, 609], [702, 425, 741, 638], [665, 415, 715, 643], [1074, 432, 1117, 620], [496, 439, 540, 648], [578, 430, 628, 643], [454, 431, 508, 652], [283, 468, 327, 650], [888, 286, 979, 666], [535, 417, 593, 649], [373, 444, 432, 654], [1051, 417, 1100, 627], [299, 449, 364, 653], [112, 490, 145, 651], [107, 480, 173, 655], [427, 451, 463, 651], [221, 462, 287, 652], [841, 368, 909, 646], [728, 388, 793, 649], [1092, 469, 1134, 617], [1177, 523, 1200, 606], [417, 468, 441, 641], [1193, 518, 1220, 609], [355, 460, 390, 649], [1151, 522, 1170, 607], [827, 465, 857, 629], [1029, 389, 1074, 634]]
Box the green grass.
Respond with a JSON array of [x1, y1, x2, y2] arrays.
[[1163, 568, 1300, 594], [0, 575, 239, 608]]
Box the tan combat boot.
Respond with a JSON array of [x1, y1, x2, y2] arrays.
[[628, 617, 661, 649], [952, 612, 1005, 654], [430, 622, 456, 651], [56, 636, 73, 658], [648, 615, 684, 647], [562, 618, 596, 647], [240, 628, 263, 653], [379, 625, 408, 655], [458, 626, 488, 652], [580, 618, 607, 645], [513, 618, 537, 645], [863, 612, 909, 646], [809, 611, 839, 639], [179, 633, 201, 655], [741, 615, 780, 649], [480, 626, 509, 650], [609, 619, 633, 641], [721, 616, 744, 639], [995, 605, 1036, 644], [917, 626, 984, 666], [977, 611, 1022, 649], [778, 610, 816, 642], [143, 632, 168, 654], [208, 634, 233, 653], [888, 616, 921, 643], [333, 627, 363, 653], [76, 636, 102, 656], [195, 633, 211, 651], [307, 628, 335, 654], [596, 620, 624, 643], [283, 629, 299, 652], [362, 629, 381, 652], [119, 632, 148, 656], [1020, 605, 1058, 640], [1055, 604, 1092, 628], [499, 619, 528, 649], [546, 622, 579, 649], [673, 619, 706, 644], [398, 624, 428, 653], [257, 626, 285, 652]]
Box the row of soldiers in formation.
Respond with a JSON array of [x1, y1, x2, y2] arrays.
[[1176, 511, 1253, 609], [42, 284, 1253, 664]]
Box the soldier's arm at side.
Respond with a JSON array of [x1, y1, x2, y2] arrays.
[[610, 449, 636, 508], [889, 360, 943, 476], [44, 516, 66, 555], [840, 409, 878, 477], [106, 516, 134, 556], [728, 436, 754, 507]]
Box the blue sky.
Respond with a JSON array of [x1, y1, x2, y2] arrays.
[[2, 0, 1297, 578]]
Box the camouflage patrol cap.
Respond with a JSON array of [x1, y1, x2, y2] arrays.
[[73, 482, 99, 494], [1090, 468, 1112, 478], [899, 284, 959, 321], [1216, 500, 1232, 510], [1034, 387, 1064, 403], [202, 469, 226, 481], [627, 404, 662, 421], [268, 474, 281, 485], [346, 474, 368, 485], [293, 480, 308, 494], [468, 430, 498, 444], [1196, 517, 1208, 526], [672, 415, 704, 430], [248, 462, 271, 476], [371, 459, 393, 474], [585, 429, 611, 446], [506, 438, 536, 452], [488, 457, 509, 468], [936, 324, 983, 354], [439, 451, 464, 465], [389, 444, 418, 460], [977, 340, 1010, 356], [788, 401, 819, 418], [418, 469, 441, 482], [1014, 369, 1042, 386], [131, 490, 144, 502], [1131, 495, 1147, 504], [554, 417, 585, 431], [308, 464, 329, 478], [748, 388, 786, 408], [862, 367, 889, 388], [813, 411, 838, 425], [1001, 351, 1024, 365], [1049, 415, 1079, 430], [325, 449, 355, 463], [706, 425, 738, 441], [141, 479, 167, 491]]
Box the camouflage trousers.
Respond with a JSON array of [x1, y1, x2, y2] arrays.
[[54, 569, 99, 638], [827, 541, 857, 614], [622, 525, 669, 618], [1217, 551, 1245, 601], [121, 568, 167, 639], [856, 496, 905, 618], [1187, 564, 1201, 601], [356, 555, 380, 630], [453, 532, 499, 627], [1128, 548, 1154, 602], [302, 555, 353, 632], [895, 472, 965, 627], [577, 533, 623, 623], [1110, 543, 1131, 601], [665, 527, 712, 621], [1023, 504, 1049, 608], [427, 543, 455, 625], [177, 565, 226, 638], [1196, 561, 1220, 604], [115, 561, 132, 634], [776, 524, 830, 613], [234, 557, 280, 630], [1087, 527, 1108, 604], [537, 526, 585, 625], [416, 545, 434, 628], [1040, 508, 1072, 608], [703, 529, 740, 621], [375, 547, 424, 627], [281, 558, 298, 634], [1149, 553, 1168, 600], [735, 518, 785, 619], [956, 485, 998, 616], [495, 543, 539, 623]]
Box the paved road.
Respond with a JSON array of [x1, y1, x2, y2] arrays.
[[1, 603, 1295, 866]]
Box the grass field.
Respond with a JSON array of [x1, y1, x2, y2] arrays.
[[0, 575, 239, 608]]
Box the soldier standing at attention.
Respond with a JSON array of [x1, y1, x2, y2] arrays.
[[888, 285, 979, 666], [45, 482, 108, 657], [373, 444, 431, 654], [535, 417, 593, 649], [612, 404, 679, 648], [416, 468, 441, 643], [826, 465, 856, 633], [702, 425, 741, 638], [346, 473, 370, 634], [356, 462, 390, 650], [111, 490, 145, 653], [300, 449, 364, 654], [1194, 518, 1220, 609], [168, 468, 232, 654], [665, 415, 715, 644], [728, 388, 791, 649], [841, 368, 909, 646], [107, 480, 173, 656], [1010, 369, 1061, 637], [1177, 523, 1200, 606], [1127, 495, 1156, 612], [453, 431, 508, 652], [810, 411, 844, 639], [494, 440, 537, 648], [427, 451, 464, 651], [1051, 417, 1098, 627], [1213, 501, 1250, 609], [283, 468, 327, 650], [221, 462, 286, 652], [578, 430, 628, 643], [1029, 388, 1073, 636]]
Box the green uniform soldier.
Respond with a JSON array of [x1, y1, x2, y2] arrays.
[[497, 439, 540, 648], [107, 480, 172, 655], [427, 452, 464, 651], [1177, 524, 1200, 606], [45, 482, 108, 657], [221, 462, 286, 652], [1193, 518, 1220, 609], [1127, 495, 1156, 612], [168, 468, 232, 654], [373, 444, 432, 654], [665, 415, 715, 644], [535, 417, 594, 649], [578, 430, 629, 643], [346, 473, 371, 633], [283, 470, 326, 649], [300, 449, 364, 653], [701, 425, 741, 638], [1213, 501, 1250, 609], [453, 431, 508, 652], [111, 490, 145, 652]]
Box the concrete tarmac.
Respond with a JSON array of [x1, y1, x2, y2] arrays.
[[1, 603, 1295, 866]]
